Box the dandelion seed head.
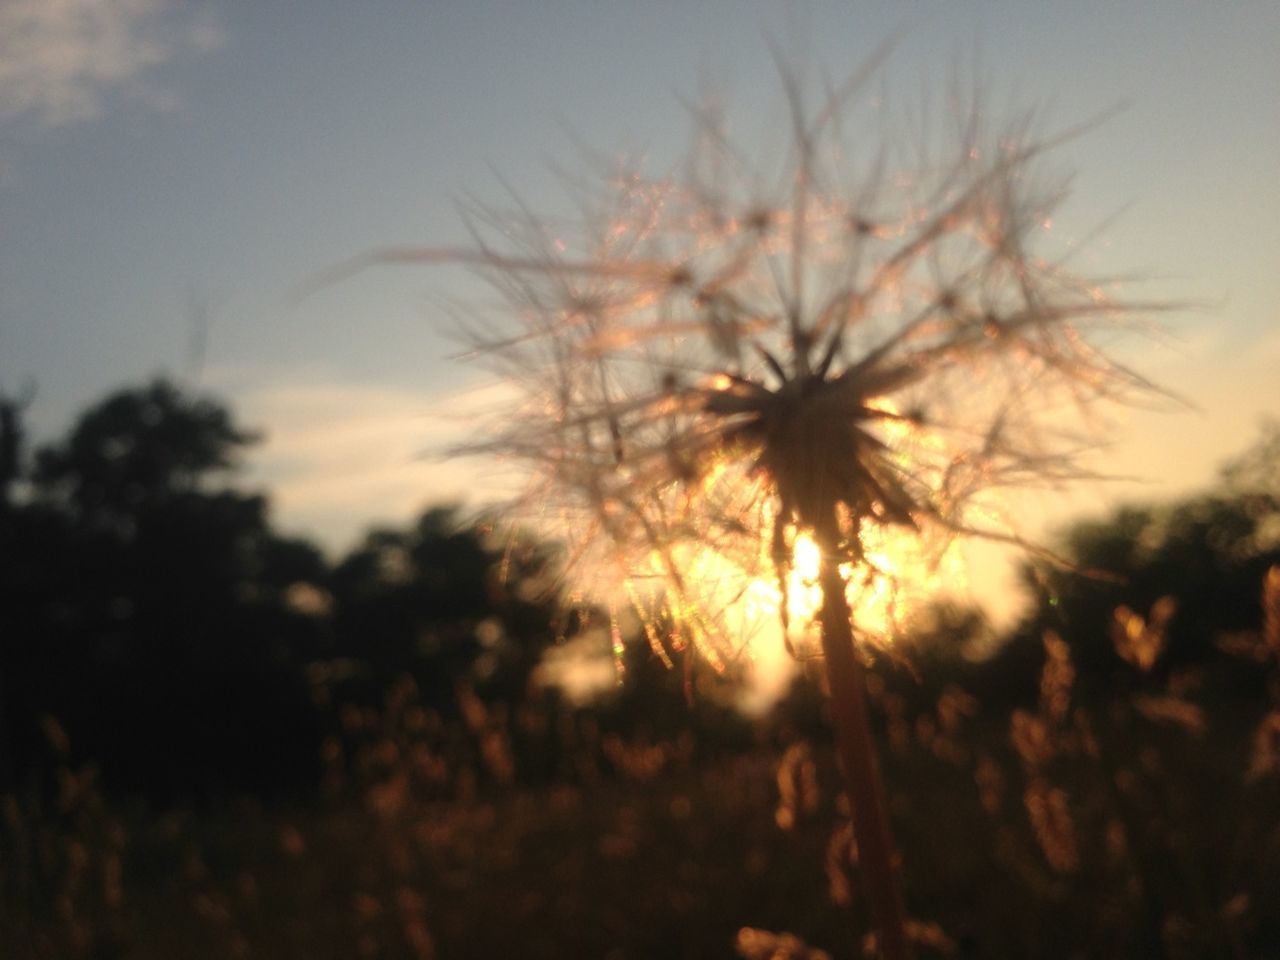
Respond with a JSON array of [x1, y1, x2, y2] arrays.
[[420, 54, 1167, 674]]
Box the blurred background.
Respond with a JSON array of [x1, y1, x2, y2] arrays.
[[2, 2, 1279, 958]]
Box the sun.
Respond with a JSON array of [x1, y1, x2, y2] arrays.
[[777, 522, 959, 654], [608, 502, 956, 711]]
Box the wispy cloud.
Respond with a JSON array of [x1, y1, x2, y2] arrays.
[[228, 372, 519, 554], [0, 0, 223, 128]]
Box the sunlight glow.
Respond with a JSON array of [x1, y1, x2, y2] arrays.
[[785, 531, 823, 631], [433, 55, 1163, 715], [621, 513, 959, 712]]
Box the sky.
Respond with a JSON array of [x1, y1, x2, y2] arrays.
[[2, 1, 1278, 618]]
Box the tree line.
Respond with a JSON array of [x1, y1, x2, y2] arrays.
[[2, 378, 1277, 805]]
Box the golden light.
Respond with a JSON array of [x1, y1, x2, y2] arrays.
[[602, 509, 959, 712], [785, 530, 823, 632], [522, 375, 976, 711]]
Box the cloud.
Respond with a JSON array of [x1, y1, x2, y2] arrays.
[[228, 372, 521, 554], [0, 0, 224, 128]]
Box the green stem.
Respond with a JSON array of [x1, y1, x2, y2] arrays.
[[816, 524, 910, 960]]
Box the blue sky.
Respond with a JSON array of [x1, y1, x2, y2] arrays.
[[2, 0, 1278, 587]]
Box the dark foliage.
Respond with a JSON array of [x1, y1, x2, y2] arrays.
[[1, 380, 322, 800], [5, 381, 1280, 959]]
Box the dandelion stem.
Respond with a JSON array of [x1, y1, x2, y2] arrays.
[[816, 515, 910, 960]]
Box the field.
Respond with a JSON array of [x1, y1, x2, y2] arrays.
[[6, 640, 1280, 960]]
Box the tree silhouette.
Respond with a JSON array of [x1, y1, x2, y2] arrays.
[[4, 379, 323, 799], [330, 506, 562, 714], [1022, 426, 1280, 693], [35, 379, 256, 527], [0, 382, 35, 513]]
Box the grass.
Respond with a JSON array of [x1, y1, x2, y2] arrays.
[[6, 639, 1280, 960]]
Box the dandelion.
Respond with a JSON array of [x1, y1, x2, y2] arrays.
[[318, 49, 1165, 960]]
